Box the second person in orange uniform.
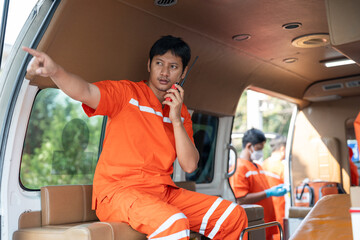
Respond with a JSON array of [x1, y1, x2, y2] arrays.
[[230, 128, 287, 240]]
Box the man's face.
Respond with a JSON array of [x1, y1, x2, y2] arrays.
[[147, 51, 187, 95], [252, 142, 265, 152]]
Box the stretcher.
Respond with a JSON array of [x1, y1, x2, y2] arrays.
[[290, 194, 352, 239]]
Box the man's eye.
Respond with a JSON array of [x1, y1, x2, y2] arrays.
[[171, 65, 178, 69], [156, 61, 162, 66]]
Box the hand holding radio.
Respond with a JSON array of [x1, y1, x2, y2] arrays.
[[165, 84, 180, 102]]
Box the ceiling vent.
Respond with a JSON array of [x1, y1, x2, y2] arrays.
[[346, 80, 360, 88], [322, 83, 344, 91], [154, 0, 177, 7]]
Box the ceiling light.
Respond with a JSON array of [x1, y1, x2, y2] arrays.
[[282, 22, 302, 30], [292, 34, 330, 48], [232, 34, 251, 42], [323, 59, 356, 68], [283, 58, 298, 63]]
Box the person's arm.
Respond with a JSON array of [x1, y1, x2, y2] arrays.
[[236, 192, 267, 205], [163, 84, 199, 173], [236, 183, 287, 204], [23, 47, 100, 109]]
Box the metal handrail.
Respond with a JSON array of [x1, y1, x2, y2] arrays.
[[240, 221, 283, 240], [226, 143, 237, 178]]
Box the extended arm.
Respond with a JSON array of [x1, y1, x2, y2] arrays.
[[23, 47, 100, 109]]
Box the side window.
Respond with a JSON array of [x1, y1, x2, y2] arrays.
[[20, 89, 103, 189], [231, 90, 294, 159], [186, 112, 218, 184]]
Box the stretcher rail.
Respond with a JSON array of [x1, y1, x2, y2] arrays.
[[240, 221, 283, 240]]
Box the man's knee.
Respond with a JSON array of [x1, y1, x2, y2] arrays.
[[224, 204, 248, 231], [234, 204, 248, 228]]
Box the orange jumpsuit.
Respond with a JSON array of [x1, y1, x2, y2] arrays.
[[83, 80, 248, 239], [262, 158, 285, 240], [230, 158, 277, 240]]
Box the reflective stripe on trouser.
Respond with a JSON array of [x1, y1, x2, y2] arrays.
[[95, 184, 248, 240]]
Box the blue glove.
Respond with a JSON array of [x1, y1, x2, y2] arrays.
[[265, 184, 287, 197]]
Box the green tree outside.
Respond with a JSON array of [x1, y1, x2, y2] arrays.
[[20, 89, 103, 189]]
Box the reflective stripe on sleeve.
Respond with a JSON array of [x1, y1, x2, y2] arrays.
[[148, 213, 188, 239], [199, 197, 223, 235], [245, 170, 259, 178]]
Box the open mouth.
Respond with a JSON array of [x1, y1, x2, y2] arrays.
[[159, 79, 170, 85]]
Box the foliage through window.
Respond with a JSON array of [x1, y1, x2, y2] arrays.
[[186, 112, 218, 184], [20, 89, 103, 189]]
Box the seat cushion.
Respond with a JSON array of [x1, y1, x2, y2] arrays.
[[242, 204, 264, 222], [13, 222, 147, 240]]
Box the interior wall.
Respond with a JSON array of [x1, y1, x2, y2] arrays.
[[29, 0, 308, 116], [291, 95, 360, 193]]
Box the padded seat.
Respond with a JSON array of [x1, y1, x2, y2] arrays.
[[241, 204, 266, 240], [13, 183, 265, 240], [13, 185, 147, 240], [290, 194, 353, 239]]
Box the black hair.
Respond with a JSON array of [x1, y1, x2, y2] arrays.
[[242, 128, 266, 148], [269, 135, 286, 152], [149, 35, 191, 70]]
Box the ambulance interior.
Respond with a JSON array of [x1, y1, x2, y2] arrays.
[[1, 0, 360, 239]]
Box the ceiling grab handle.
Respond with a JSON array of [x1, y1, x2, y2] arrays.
[[226, 143, 237, 178]]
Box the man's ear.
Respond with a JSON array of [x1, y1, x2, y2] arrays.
[[147, 59, 151, 73], [245, 143, 252, 151], [181, 66, 188, 79]]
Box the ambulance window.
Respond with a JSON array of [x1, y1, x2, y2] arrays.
[[20, 88, 104, 190], [231, 89, 295, 161], [186, 112, 218, 183]]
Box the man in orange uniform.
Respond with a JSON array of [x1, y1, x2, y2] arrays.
[[23, 35, 248, 239], [261, 136, 287, 240], [230, 128, 287, 240]]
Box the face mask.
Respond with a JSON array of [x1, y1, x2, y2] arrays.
[[251, 146, 263, 161]]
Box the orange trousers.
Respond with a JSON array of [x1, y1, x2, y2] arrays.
[[96, 184, 248, 239]]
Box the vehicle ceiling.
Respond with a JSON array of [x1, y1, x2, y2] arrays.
[[28, 0, 360, 116]]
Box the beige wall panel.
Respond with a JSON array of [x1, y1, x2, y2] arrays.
[[291, 96, 360, 193]]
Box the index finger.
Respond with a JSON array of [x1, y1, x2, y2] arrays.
[[22, 46, 42, 57], [175, 83, 184, 93]]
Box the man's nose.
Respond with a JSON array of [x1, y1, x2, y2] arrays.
[[161, 65, 170, 76]]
